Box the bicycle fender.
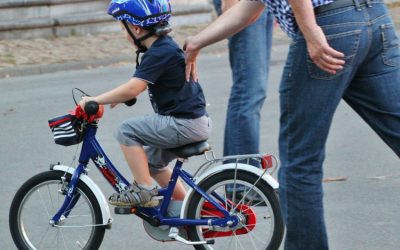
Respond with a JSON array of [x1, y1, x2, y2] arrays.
[[180, 163, 279, 219], [52, 164, 113, 228]]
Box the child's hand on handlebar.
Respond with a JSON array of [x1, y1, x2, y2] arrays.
[[79, 96, 96, 110]]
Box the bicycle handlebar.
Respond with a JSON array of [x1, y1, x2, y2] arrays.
[[124, 98, 137, 107], [84, 98, 137, 116], [84, 101, 100, 116]]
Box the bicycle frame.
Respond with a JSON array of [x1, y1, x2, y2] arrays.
[[51, 123, 239, 228]]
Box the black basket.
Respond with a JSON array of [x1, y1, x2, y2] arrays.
[[48, 114, 84, 146]]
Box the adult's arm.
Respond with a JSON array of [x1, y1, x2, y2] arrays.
[[221, 0, 239, 13], [184, 0, 265, 81], [288, 0, 345, 74]]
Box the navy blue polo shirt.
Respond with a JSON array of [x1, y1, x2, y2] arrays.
[[133, 36, 206, 119]]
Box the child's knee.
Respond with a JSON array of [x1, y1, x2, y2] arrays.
[[115, 121, 142, 146]]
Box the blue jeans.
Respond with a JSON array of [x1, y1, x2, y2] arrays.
[[278, 1, 400, 249], [212, 0, 274, 164]]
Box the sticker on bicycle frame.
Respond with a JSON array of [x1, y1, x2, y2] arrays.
[[94, 155, 128, 192]]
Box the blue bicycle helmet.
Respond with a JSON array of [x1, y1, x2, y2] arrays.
[[108, 0, 173, 67], [108, 0, 171, 27]]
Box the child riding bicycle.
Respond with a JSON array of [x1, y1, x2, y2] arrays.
[[80, 0, 211, 208]]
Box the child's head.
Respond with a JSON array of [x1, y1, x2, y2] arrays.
[[108, 0, 172, 51]]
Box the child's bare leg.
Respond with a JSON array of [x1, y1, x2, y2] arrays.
[[120, 144, 153, 186], [152, 168, 186, 200]]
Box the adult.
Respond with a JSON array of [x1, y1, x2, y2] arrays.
[[184, 0, 400, 249], [212, 0, 274, 166]]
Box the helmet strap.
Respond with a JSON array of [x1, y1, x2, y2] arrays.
[[122, 21, 155, 68]]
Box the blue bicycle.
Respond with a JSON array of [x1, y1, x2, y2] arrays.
[[9, 91, 284, 250]]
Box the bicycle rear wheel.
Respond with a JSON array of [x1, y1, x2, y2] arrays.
[[9, 170, 105, 249], [185, 170, 284, 250]]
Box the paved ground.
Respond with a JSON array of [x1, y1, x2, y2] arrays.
[[1, 52, 399, 250], [2, 5, 398, 78]]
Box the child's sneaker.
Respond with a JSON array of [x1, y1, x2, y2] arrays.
[[109, 182, 159, 207]]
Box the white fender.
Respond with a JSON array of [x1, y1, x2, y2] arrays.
[[180, 163, 279, 219], [52, 164, 113, 228]]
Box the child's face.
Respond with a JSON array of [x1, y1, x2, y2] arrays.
[[120, 22, 136, 47], [120, 22, 144, 49]]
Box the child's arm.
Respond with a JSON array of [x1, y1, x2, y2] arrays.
[[80, 78, 147, 108]]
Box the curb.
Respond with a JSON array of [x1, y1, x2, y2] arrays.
[[0, 40, 231, 78], [0, 39, 291, 78], [0, 55, 134, 78]]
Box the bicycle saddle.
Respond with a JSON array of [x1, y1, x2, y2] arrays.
[[169, 141, 211, 158]]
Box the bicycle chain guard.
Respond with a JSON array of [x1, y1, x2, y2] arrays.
[[200, 200, 256, 238]]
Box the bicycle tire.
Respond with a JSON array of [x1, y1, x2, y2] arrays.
[[185, 170, 284, 250], [9, 170, 105, 250]]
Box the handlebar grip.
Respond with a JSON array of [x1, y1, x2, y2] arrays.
[[84, 101, 99, 116], [124, 98, 137, 107]]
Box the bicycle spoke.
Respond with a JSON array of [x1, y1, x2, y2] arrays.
[[226, 234, 235, 250], [12, 175, 103, 250], [67, 214, 92, 219], [201, 209, 221, 217], [37, 189, 51, 219], [232, 231, 246, 250], [47, 184, 56, 212], [59, 228, 69, 250], [223, 188, 228, 211], [63, 203, 86, 217], [187, 170, 282, 250], [37, 224, 51, 249], [240, 222, 263, 247]]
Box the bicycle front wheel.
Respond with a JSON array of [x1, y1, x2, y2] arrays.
[[186, 170, 284, 250], [9, 170, 105, 249]]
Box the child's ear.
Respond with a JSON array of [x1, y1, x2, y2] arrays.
[[132, 25, 141, 35]]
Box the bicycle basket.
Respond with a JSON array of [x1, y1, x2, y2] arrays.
[[48, 114, 84, 146]]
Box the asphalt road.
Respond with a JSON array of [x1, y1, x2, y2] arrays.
[[1, 49, 399, 250]]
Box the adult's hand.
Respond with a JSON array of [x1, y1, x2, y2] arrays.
[[183, 36, 200, 82], [288, 0, 345, 74], [304, 26, 345, 74], [183, 1, 265, 81]]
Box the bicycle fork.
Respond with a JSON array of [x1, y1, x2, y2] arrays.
[[49, 163, 86, 226]]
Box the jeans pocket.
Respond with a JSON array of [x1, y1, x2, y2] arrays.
[[307, 29, 362, 80], [381, 23, 400, 67]]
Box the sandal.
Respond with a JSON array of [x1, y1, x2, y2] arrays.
[[109, 182, 159, 207]]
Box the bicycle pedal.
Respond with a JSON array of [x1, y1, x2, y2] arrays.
[[114, 206, 136, 215], [169, 227, 214, 245]]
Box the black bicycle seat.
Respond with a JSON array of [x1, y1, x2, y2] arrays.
[[169, 141, 211, 158]]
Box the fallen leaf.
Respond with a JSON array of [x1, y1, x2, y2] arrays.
[[323, 177, 348, 182]]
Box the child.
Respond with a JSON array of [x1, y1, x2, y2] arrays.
[[80, 0, 211, 207]]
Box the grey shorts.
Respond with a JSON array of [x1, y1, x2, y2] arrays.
[[115, 114, 212, 174]]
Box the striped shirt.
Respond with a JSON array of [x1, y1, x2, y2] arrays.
[[259, 0, 334, 38]]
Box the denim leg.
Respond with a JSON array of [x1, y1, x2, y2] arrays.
[[212, 0, 274, 164], [279, 3, 400, 249], [224, 11, 274, 162], [278, 34, 360, 250], [343, 18, 400, 156]]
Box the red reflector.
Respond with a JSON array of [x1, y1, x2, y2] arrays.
[[261, 155, 273, 169]]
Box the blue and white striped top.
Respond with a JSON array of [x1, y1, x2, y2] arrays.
[[260, 0, 334, 38]]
